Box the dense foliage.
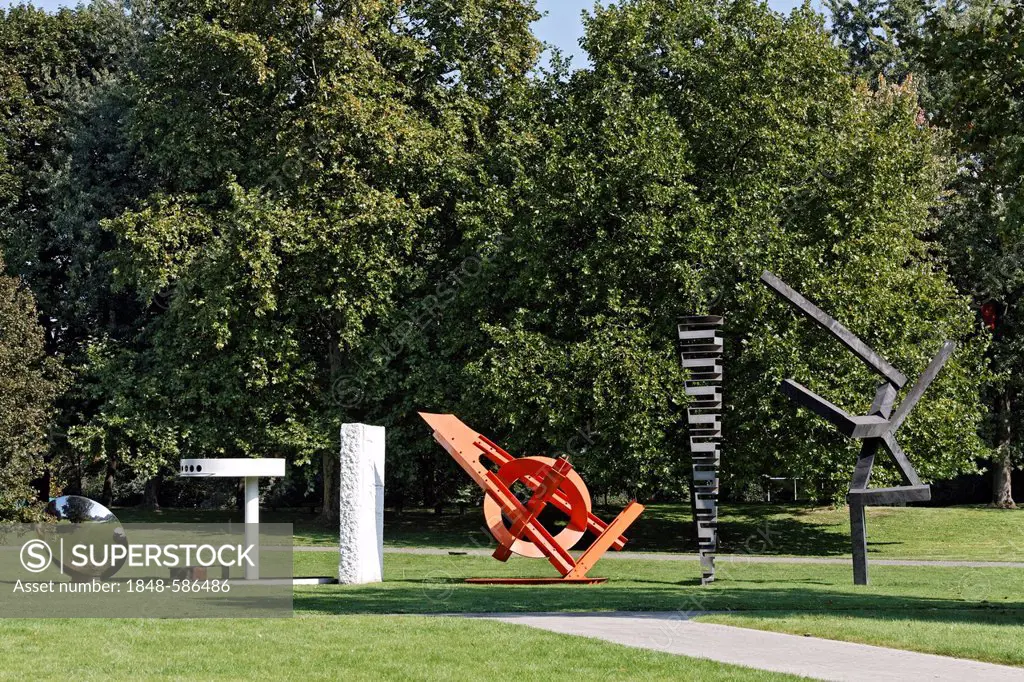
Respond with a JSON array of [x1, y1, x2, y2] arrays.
[[0, 0, 1005, 513], [0, 258, 65, 520], [363, 0, 989, 504], [828, 0, 1021, 506], [459, 0, 986, 500]]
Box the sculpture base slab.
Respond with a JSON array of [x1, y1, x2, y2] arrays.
[[464, 577, 607, 585], [207, 577, 338, 586], [292, 577, 340, 585]]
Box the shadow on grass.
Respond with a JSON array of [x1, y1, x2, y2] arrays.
[[704, 607, 1024, 628], [293, 582, 1024, 623], [617, 504, 852, 556], [381, 503, 856, 557], [114, 507, 341, 545], [116, 504, 881, 557]]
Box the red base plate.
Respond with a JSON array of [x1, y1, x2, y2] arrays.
[[464, 577, 608, 585]]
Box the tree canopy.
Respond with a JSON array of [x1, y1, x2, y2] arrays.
[[829, 0, 1021, 506], [431, 0, 987, 501], [0, 0, 1003, 512], [0, 257, 65, 520]]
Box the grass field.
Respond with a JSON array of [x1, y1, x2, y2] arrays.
[[698, 611, 1024, 666], [117, 502, 1024, 561], [289, 552, 1024, 666], [291, 552, 1023, 615], [0, 552, 1020, 678], [0, 616, 801, 681], [380, 502, 1024, 560], [9, 503, 1019, 678]]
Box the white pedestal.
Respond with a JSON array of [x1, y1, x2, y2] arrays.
[[244, 477, 260, 580], [338, 423, 385, 584], [179, 458, 284, 581]]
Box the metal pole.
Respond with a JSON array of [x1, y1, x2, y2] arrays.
[[244, 476, 259, 580], [850, 501, 868, 585]]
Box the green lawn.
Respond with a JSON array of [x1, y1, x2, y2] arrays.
[[2, 543, 1022, 677], [289, 552, 1024, 666], [116, 502, 1024, 561], [0, 616, 800, 681], [698, 611, 1024, 668], [79, 503, 1024, 674], [379, 502, 1024, 560]]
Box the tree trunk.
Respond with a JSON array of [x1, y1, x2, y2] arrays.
[[65, 461, 82, 497], [992, 391, 1016, 509], [35, 469, 52, 502], [420, 455, 435, 511], [101, 457, 117, 508], [319, 450, 339, 525], [321, 335, 343, 526], [142, 476, 161, 510]]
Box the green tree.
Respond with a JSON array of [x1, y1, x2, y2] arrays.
[[830, 0, 1022, 507], [441, 0, 987, 501], [0, 2, 138, 328], [826, 1, 930, 81], [0, 257, 66, 520], [920, 0, 1024, 507], [0, 2, 143, 501], [103, 0, 542, 519]]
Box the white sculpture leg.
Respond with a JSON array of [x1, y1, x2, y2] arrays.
[[338, 423, 385, 584], [244, 476, 260, 580]]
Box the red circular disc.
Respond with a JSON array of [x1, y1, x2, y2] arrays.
[[483, 456, 592, 559]]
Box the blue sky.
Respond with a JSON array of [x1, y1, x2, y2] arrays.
[[534, 0, 823, 65], [5, 0, 825, 67]]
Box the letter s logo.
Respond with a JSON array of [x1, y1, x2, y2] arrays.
[[20, 540, 52, 573]]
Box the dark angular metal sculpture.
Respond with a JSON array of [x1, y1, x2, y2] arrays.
[[678, 315, 723, 584], [760, 271, 955, 585]]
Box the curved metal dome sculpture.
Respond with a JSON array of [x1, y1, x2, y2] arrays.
[[43, 495, 127, 580]]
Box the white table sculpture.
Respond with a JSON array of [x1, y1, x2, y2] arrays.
[[178, 458, 285, 579]]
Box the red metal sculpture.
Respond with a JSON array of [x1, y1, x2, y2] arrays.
[[419, 413, 644, 584]]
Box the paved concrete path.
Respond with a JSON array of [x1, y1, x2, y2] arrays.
[[294, 546, 1024, 568], [469, 611, 1024, 681]]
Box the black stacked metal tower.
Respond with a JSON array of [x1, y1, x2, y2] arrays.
[[678, 315, 723, 585]]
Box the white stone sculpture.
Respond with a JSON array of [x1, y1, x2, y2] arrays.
[[338, 423, 385, 584]]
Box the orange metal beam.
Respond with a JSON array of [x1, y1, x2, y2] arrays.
[[565, 502, 646, 580], [480, 469, 576, 576]]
